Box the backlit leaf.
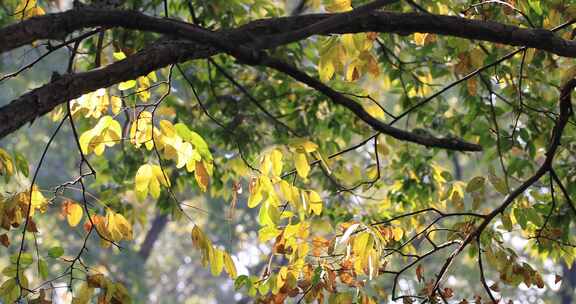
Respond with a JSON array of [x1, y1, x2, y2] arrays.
[[466, 176, 485, 193], [294, 152, 310, 179], [66, 202, 83, 227]]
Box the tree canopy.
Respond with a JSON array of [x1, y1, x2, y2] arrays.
[[1, 0, 576, 303]]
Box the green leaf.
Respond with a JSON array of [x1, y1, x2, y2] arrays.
[[0, 278, 19, 304], [312, 266, 322, 286], [14, 151, 29, 177], [528, 0, 542, 15], [488, 167, 508, 195], [466, 176, 485, 193], [1, 265, 16, 277], [10, 252, 33, 267], [48, 246, 64, 258], [174, 123, 212, 160], [501, 211, 513, 232], [234, 275, 250, 291], [72, 282, 95, 304], [514, 208, 528, 229], [37, 259, 49, 279]]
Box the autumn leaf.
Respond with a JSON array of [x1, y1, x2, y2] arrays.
[[416, 264, 424, 282], [466, 176, 485, 193], [79, 116, 122, 155], [14, 0, 44, 20], [270, 149, 283, 176], [306, 190, 323, 215], [195, 161, 210, 192], [135, 164, 170, 200], [555, 275, 563, 284], [105, 209, 133, 242], [210, 248, 224, 276], [413, 33, 427, 46], [325, 0, 352, 12], [294, 152, 310, 179], [63, 201, 83, 227], [223, 252, 237, 279], [0, 234, 9, 247]]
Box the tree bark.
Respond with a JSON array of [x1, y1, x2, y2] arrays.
[[561, 262, 576, 304]]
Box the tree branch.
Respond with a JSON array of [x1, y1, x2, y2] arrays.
[[430, 77, 576, 296], [2, 8, 576, 57], [0, 39, 211, 139], [2, 7, 574, 146]]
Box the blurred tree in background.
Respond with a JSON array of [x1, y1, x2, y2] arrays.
[[1, 0, 576, 303]]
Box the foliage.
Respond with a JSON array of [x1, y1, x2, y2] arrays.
[[1, 0, 576, 303]]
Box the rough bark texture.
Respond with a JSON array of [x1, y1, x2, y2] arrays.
[[2, 9, 576, 56], [0, 39, 212, 138], [138, 213, 169, 262], [1, 7, 575, 146]]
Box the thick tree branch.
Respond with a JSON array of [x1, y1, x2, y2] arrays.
[[2, 7, 574, 147], [0, 19, 482, 151], [0, 39, 212, 139], [256, 57, 482, 151], [1, 8, 576, 57]]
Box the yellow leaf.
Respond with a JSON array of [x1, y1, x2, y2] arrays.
[[301, 141, 318, 153], [110, 96, 122, 115], [258, 226, 280, 242], [341, 34, 357, 54], [118, 80, 136, 91], [260, 153, 272, 176], [270, 149, 283, 176], [147, 71, 158, 82], [413, 33, 428, 46], [130, 111, 154, 150], [353, 232, 372, 257], [105, 209, 133, 242], [307, 190, 323, 215], [248, 177, 264, 208], [67, 203, 83, 227], [72, 282, 94, 304], [79, 116, 122, 155], [191, 225, 209, 250], [30, 185, 47, 216], [14, 0, 44, 20], [135, 164, 153, 200], [362, 101, 385, 119], [294, 152, 310, 179], [0, 148, 14, 177], [277, 266, 288, 289], [152, 164, 170, 187], [113, 52, 127, 61], [192, 225, 214, 266], [325, 0, 352, 12], [210, 248, 224, 276], [392, 227, 403, 241], [223, 252, 237, 278], [137, 76, 151, 102], [195, 161, 210, 192], [319, 58, 335, 82], [135, 164, 169, 200]]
